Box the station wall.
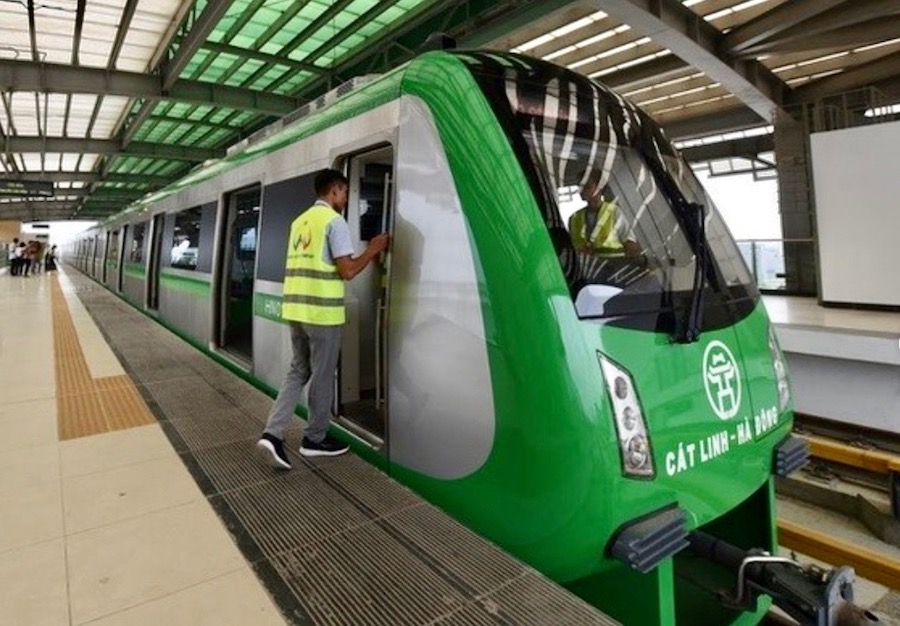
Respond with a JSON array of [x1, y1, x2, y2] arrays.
[[810, 120, 900, 307]]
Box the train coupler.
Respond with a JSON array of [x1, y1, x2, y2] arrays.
[[688, 530, 879, 626]]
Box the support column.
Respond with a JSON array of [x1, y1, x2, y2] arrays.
[[774, 110, 818, 296]]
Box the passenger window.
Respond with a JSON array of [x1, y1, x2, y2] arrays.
[[171, 206, 202, 270], [130, 222, 147, 264]]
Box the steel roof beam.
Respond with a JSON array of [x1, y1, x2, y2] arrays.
[[790, 52, 900, 104], [461, 0, 590, 48], [0, 171, 173, 184], [281, 0, 357, 62], [304, 0, 405, 67], [0, 188, 145, 201], [586, 0, 790, 121], [26, 0, 38, 62], [663, 106, 766, 140], [109, 0, 139, 70], [872, 75, 900, 101], [603, 56, 689, 91], [679, 135, 774, 163], [307, 0, 537, 96], [162, 0, 233, 91], [729, 0, 900, 59], [119, 0, 212, 149], [0, 207, 88, 220], [147, 112, 242, 132], [751, 19, 900, 56], [0, 59, 301, 116], [722, 0, 845, 57], [3, 136, 221, 161], [0, 200, 124, 213], [199, 41, 325, 75], [72, 0, 86, 65]]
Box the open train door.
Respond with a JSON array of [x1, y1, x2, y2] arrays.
[[216, 185, 262, 366], [147, 213, 166, 311], [335, 146, 395, 451]]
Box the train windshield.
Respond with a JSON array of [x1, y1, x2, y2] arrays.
[[458, 52, 758, 331]]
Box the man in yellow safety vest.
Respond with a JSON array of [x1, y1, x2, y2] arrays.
[[258, 169, 390, 469], [568, 179, 641, 259]]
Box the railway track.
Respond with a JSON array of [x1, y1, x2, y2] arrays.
[[794, 413, 900, 457], [761, 412, 900, 622]]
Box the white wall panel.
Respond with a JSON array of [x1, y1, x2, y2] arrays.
[[811, 120, 900, 306]]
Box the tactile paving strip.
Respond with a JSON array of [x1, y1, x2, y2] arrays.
[[51, 275, 155, 439], [67, 269, 620, 626]]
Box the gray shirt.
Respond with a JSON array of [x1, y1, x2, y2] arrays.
[[312, 200, 354, 265]]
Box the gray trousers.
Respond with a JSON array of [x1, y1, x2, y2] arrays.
[[264, 322, 341, 444]]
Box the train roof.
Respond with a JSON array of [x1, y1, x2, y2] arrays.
[[92, 49, 656, 228]]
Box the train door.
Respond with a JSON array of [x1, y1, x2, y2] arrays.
[[101, 232, 110, 282], [106, 228, 120, 289], [216, 185, 261, 365], [147, 213, 165, 310], [335, 146, 395, 447], [92, 234, 99, 278], [117, 225, 127, 292]]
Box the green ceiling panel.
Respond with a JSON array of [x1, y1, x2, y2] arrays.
[[67, 0, 463, 219]]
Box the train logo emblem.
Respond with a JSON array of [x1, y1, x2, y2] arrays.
[[293, 224, 312, 251], [702, 340, 741, 420]]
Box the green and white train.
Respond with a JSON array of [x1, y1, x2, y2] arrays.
[[68, 50, 864, 626]]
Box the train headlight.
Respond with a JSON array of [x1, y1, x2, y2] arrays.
[[599, 352, 655, 478], [768, 327, 791, 413]]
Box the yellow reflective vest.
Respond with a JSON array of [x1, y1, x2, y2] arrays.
[[568, 201, 624, 256], [281, 204, 345, 325]]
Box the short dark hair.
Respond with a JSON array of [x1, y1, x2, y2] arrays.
[[314, 168, 348, 196]]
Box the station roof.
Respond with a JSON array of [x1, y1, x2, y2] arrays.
[[1, 0, 899, 222]]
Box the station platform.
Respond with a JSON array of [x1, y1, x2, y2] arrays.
[[0, 266, 618, 626], [763, 295, 900, 432]]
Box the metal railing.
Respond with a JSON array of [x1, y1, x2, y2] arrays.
[[735, 238, 816, 294]]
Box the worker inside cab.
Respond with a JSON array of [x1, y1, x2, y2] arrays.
[[568, 177, 642, 261]]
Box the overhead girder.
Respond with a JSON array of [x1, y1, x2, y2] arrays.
[[663, 107, 766, 140], [584, 0, 790, 121], [2, 136, 222, 162], [750, 19, 900, 57], [726, 0, 900, 58], [460, 0, 589, 48], [790, 53, 900, 105], [0, 59, 302, 116], [0, 207, 86, 221], [603, 56, 689, 91], [163, 0, 234, 92], [300, 0, 528, 99], [120, 1, 234, 149], [7, 188, 147, 202], [872, 75, 900, 102], [0, 199, 125, 214], [199, 41, 326, 75], [0, 172, 173, 184], [679, 135, 774, 164], [722, 0, 846, 57]]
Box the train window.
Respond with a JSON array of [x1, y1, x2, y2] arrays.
[[462, 57, 759, 326], [106, 229, 119, 261], [130, 221, 147, 263], [171, 206, 202, 270], [660, 155, 755, 290]]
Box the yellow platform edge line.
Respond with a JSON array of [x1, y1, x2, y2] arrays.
[[50, 275, 156, 440], [778, 518, 900, 591]]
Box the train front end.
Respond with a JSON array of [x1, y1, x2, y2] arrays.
[[416, 51, 859, 626]]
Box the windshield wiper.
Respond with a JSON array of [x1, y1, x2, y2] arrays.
[[637, 134, 716, 343], [674, 201, 708, 344]]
